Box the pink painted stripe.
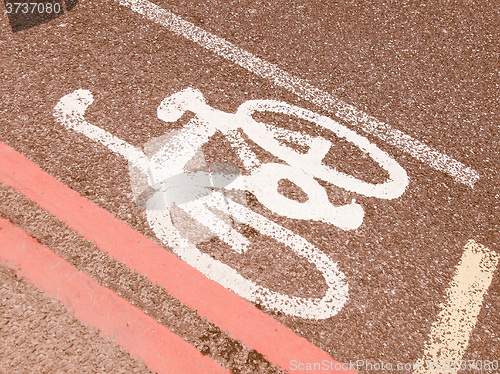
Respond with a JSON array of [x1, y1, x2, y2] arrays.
[[0, 142, 358, 374], [0, 217, 230, 374]]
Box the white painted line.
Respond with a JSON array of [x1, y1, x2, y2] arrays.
[[414, 240, 499, 374], [225, 129, 261, 171], [179, 199, 250, 253], [117, 0, 480, 188]]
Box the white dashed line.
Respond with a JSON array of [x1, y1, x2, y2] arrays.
[[117, 0, 480, 187], [414, 240, 499, 374]]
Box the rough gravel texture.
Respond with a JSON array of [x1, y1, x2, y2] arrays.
[[1, 0, 499, 373], [0, 264, 153, 374]]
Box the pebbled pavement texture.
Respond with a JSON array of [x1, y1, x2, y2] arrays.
[[1, 0, 499, 373]]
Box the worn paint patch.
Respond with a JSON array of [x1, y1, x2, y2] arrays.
[[414, 240, 499, 374]]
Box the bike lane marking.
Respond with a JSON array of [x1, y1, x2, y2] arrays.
[[0, 0, 496, 366], [414, 240, 499, 374], [0, 141, 358, 374], [52, 86, 499, 371], [0, 217, 230, 374], [53, 88, 411, 320], [117, 0, 479, 188]]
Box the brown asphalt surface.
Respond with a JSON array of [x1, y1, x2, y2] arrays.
[[1, 0, 499, 373]]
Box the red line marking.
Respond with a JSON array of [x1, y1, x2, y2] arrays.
[[0, 142, 358, 374], [0, 217, 230, 374]]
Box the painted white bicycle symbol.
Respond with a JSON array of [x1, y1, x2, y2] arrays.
[[54, 88, 408, 319]]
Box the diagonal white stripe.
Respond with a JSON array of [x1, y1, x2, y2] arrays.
[[117, 0, 480, 187], [414, 240, 499, 374]]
